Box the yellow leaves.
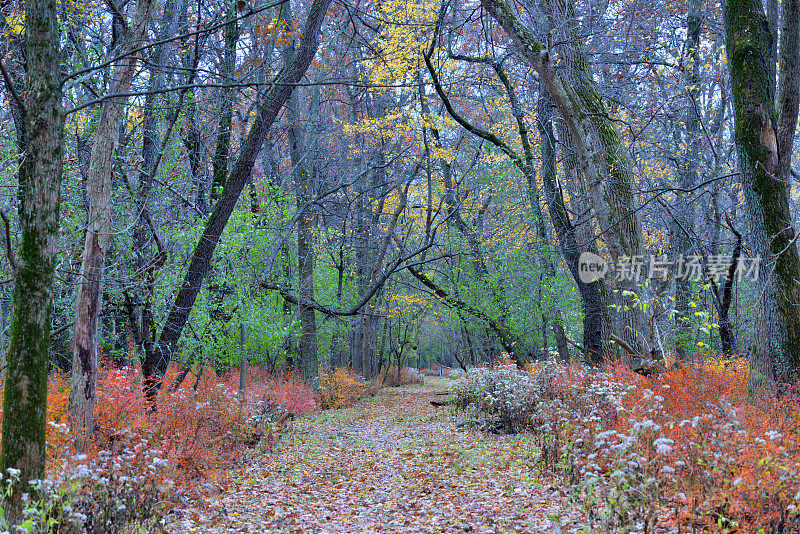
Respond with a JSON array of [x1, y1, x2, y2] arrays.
[[386, 292, 435, 319], [433, 146, 454, 161], [127, 106, 144, 128], [341, 108, 454, 147], [360, 0, 439, 89], [68, 108, 92, 136], [4, 12, 24, 35]]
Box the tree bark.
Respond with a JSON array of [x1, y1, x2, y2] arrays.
[[671, 0, 702, 360], [69, 0, 155, 445], [724, 0, 800, 389], [239, 323, 247, 395], [210, 6, 240, 204], [287, 85, 319, 384], [0, 0, 65, 520], [552, 307, 570, 363], [538, 87, 606, 363]]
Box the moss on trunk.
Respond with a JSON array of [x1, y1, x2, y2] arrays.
[[725, 0, 800, 386], [0, 0, 65, 522]]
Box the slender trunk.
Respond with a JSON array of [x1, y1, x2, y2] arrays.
[[287, 87, 319, 384], [69, 0, 155, 446], [210, 7, 240, 203], [552, 307, 570, 363], [239, 323, 247, 395], [671, 0, 702, 360], [0, 0, 64, 519], [184, 93, 208, 214]]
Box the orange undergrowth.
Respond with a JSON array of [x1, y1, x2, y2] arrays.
[[0, 362, 325, 488], [541, 358, 800, 532], [318, 366, 367, 409]]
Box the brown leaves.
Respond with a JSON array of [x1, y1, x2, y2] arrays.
[[166, 384, 584, 533]]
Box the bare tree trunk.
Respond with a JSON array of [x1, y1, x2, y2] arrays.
[[538, 88, 606, 363], [0, 0, 64, 520], [239, 323, 247, 396], [287, 85, 319, 384], [69, 0, 155, 446], [725, 0, 800, 389], [552, 307, 570, 363], [671, 0, 702, 360], [210, 6, 240, 203]]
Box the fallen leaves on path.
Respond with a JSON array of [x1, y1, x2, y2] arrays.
[[166, 382, 584, 533]]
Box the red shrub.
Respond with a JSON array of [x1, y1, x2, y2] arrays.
[[268, 374, 319, 415], [544, 359, 800, 532]]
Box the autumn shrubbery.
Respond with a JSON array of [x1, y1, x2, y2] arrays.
[[383, 365, 425, 387], [1, 361, 372, 532], [318, 366, 367, 409], [0, 362, 325, 532], [453, 358, 800, 533], [453, 363, 553, 432]]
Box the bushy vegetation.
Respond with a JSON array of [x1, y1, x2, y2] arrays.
[[383, 365, 425, 387], [0, 362, 372, 532], [318, 366, 368, 409], [453, 359, 800, 533]]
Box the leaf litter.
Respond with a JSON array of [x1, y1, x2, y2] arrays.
[[165, 382, 584, 533]]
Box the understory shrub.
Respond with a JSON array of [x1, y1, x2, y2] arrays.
[[318, 366, 366, 409], [453, 359, 800, 533], [0, 362, 322, 532], [384, 365, 425, 387], [453, 363, 555, 432]]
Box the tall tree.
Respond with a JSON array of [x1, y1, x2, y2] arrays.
[[480, 0, 654, 362], [69, 0, 155, 445], [0, 0, 65, 520], [724, 0, 800, 388], [210, 1, 241, 203], [286, 83, 320, 383], [671, 0, 702, 360]]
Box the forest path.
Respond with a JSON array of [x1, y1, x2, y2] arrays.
[[166, 380, 584, 533]]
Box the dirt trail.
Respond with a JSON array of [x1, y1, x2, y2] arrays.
[[166, 382, 583, 533]]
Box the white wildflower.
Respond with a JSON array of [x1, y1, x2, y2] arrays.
[[653, 437, 674, 455]]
